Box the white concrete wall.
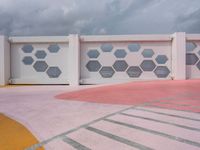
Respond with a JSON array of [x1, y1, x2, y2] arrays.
[[0, 36, 10, 85], [68, 34, 80, 86], [9, 36, 69, 84], [171, 32, 186, 80], [80, 35, 172, 84], [0, 33, 199, 86]]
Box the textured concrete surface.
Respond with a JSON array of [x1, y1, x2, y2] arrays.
[[0, 85, 127, 150], [0, 80, 200, 150]]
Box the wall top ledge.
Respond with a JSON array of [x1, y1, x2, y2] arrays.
[[80, 34, 172, 42], [9, 36, 69, 43], [5, 33, 200, 43], [186, 34, 200, 41]]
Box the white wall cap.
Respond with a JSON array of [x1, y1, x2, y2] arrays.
[[80, 34, 172, 42], [9, 36, 69, 43], [186, 34, 200, 41]]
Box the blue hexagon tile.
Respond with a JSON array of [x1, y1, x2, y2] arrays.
[[86, 61, 102, 72], [99, 67, 115, 78]]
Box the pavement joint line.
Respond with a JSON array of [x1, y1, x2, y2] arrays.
[[134, 107, 200, 121], [25, 99, 163, 150], [86, 126, 153, 150], [156, 101, 200, 109], [103, 118, 200, 148], [62, 136, 91, 150], [143, 104, 200, 114], [120, 112, 200, 132]]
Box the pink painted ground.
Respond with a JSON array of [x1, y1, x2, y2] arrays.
[[56, 80, 200, 112]]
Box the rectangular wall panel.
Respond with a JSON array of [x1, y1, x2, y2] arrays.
[[11, 43, 69, 84], [80, 41, 172, 84]]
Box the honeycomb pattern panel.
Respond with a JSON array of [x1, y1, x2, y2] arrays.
[[186, 53, 199, 65], [87, 49, 100, 58], [83, 42, 171, 81], [155, 55, 168, 64], [35, 50, 47, 59], [140, 60, 156, 71], [114, 49, 127, 58], [22, 45, 34, 53], [22, 56, 34, 65], [154, 66, 170, 78], [46, 67, 62, 78], [99, 67, 115, 78], [113, 60, 128, 72], [128, 43, 141, 52], [33, 61, 48, 72], [186, 42, 197, 52], [19, 43, 66, 80], [100, 44, 113, 52], [142, 49, 154, 58], [126, 66, 142, 78], [48, 44, 60, 53], [86, 61, 102, 72]]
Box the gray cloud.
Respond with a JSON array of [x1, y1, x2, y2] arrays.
[[174, 8, 200, 33], [0, 0, 199, 36]]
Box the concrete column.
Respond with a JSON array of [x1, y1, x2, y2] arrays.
[[171, 32, 186, 80], [0, 36, 10, 85], [68, 34, 80, 86]]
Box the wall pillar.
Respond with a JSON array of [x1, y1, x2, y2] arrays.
[[68, 34, 80, 86], [0, 36, 10, 85], [171, 32, 186, 80]]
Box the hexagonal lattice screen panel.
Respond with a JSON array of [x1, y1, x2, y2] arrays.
[[87, 49, 100, 58], [99, 67, 115, 78], [142, 49, 154, 58], [186, 53, 199, 65], [128, 43, 141, 52], [155, 55, 168, 64], [33, 61, 48, 72], [186, 42, 197, 52], [126, 66, 142, 78], [114, 49, 127, 58], [22, 45, 34, 53], [140, 60, 156, 71], [154, 66, 170, 78], [100, 44, 113, 52], [22, 56, 34, 65], [86, 61, 102, 72], [46, 67, 62, 78], [35, 50, 47, 59], [48, 44, 60, 53], [82, 41, 172, 82], [113, 60, 128, 72]]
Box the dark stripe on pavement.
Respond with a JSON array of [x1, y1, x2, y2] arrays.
[[104, 118, 200, 148], [142, 104, 200, 114], [134, 108, 200, 122], [86, 126, 153, 150], [63, 136, 91, 150], [120, 113, 200, 132]]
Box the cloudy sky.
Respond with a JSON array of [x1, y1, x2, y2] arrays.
[[0, 0, 199, 36]]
